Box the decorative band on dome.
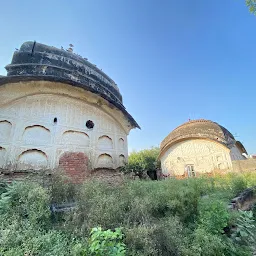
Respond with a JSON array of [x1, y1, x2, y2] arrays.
[[5, 41, 122, 103], [160, 119, 236, 155], [0, 41, 140, 129]]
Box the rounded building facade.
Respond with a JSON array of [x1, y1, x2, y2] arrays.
[[159, 119, 247, 177], [0, 42, 139, 173]]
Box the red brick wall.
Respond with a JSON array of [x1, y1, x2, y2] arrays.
[[59, 152, 90, 183]]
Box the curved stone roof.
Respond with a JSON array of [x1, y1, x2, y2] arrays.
[[235, 141, 248, 155], [160, 119, 236, 156], [0, 41, 140, 129]]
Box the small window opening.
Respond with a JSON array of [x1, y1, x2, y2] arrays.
[[86, 120, 94, 129], [54, 117, 58, 124], [186, 165, 196, 178]]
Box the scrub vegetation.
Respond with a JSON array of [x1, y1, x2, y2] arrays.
[[0, 172, 255, 256], [121, 147, 160, 179]]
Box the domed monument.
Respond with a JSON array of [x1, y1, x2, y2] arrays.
[[159, 119, 247, 178], [0, 41, 139, 178]]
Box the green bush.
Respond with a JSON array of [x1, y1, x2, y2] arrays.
[[122, 147, 160, 179], [0, 172, 255, 255], [231, 210, 256, 246], [190, 228, 228, 256], [0, 182, 51, 226], [197, 198, 230, 234], [88, 227, 126, 256], [0, 181, 7, 195], [50, 171, 79, 204], [0, 182, 72, 256]]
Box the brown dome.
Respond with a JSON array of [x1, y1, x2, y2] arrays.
[[160, 119, 235, 157]]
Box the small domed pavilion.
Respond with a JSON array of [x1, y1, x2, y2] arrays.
[[159, 119, 247, 178]]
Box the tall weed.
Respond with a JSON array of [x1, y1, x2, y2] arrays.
[[0, 171, 255, 255]]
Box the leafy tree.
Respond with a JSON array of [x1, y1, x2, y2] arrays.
[[246, 0, 256, 14], [122, 147, 160, 179]]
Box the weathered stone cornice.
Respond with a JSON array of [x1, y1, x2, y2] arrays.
[[159, 119, 236, 158], [0, 41, 140, 129]]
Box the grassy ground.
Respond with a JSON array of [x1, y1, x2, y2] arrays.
[[0, 171, 255, 255]]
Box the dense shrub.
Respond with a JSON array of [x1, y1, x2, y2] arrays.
[[197, 198, 230, 234], [0, 181, 7, 195], [0, 182, 71, 256], [88, 227, 126, 256], [122, 147, 160, 179], [50, 171, 79, 203], [231, 210, 256, 246], [0, 172, 255, 255]]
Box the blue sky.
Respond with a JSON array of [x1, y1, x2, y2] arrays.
[[0, 0, 255, 154]]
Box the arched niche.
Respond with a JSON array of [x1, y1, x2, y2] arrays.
[[97, 153, 113, 168], [118, 138, 125, 149], [98, 135, 113, 149], [62, 130, 89, 146], [119, 154, 126, 166], [0, 147, 6, 168], [23, 125, 51, 145], [17, 149, 48, 170], [0, 120, 12, 143]]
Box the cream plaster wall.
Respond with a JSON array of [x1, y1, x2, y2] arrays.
[[0, 81, 130, 170], [160, 139, 233, 176]]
